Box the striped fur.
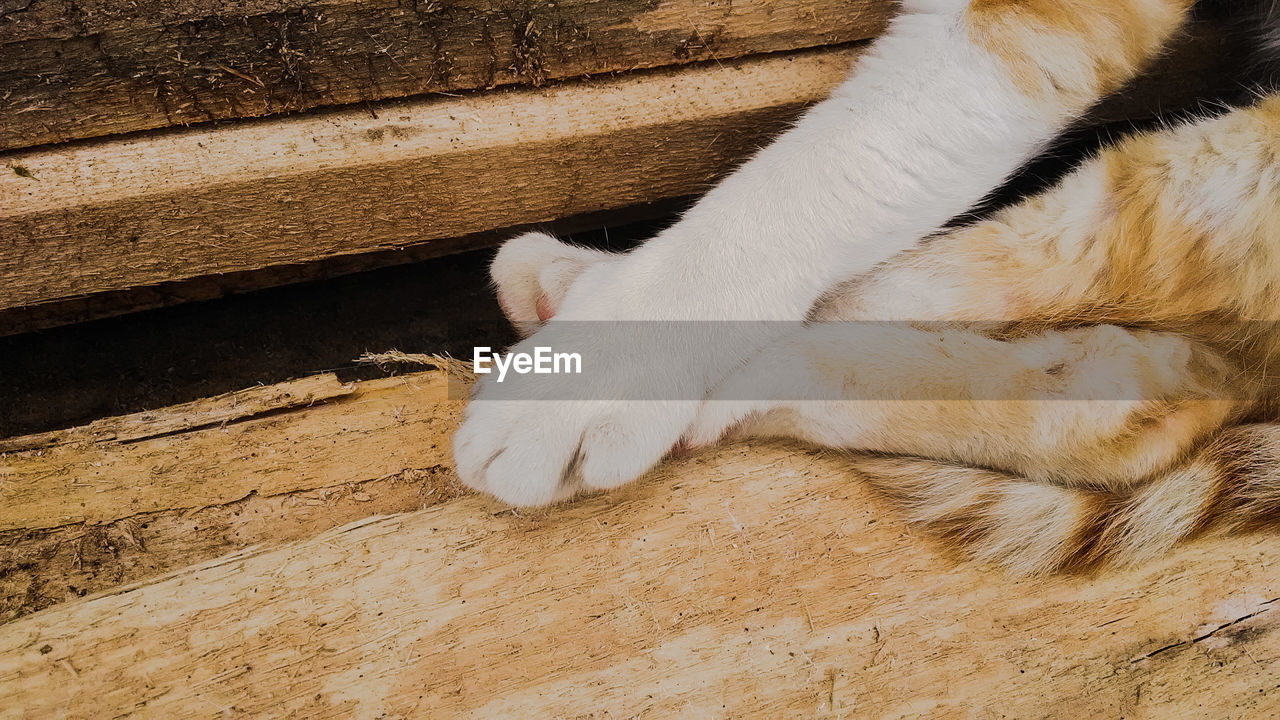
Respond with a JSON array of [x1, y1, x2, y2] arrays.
[[852, 423, 1280, 574], [729, 97, 1280, 573], [455, 0, 1200, 510]]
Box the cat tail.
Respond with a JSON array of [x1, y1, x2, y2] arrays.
[[850, 424, 1280, 575]]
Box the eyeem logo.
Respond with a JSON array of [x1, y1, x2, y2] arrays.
[[473, 346, 583, 382]]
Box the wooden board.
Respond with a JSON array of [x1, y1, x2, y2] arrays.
[[0, 11, 1243, 327], [0, 0, 892, 151], [0, 46, 859, 314], [0, 370, 465, 533], [0, 366, 470, 621], [1, 367, 1276, 717], [0, 196, 690, 337]]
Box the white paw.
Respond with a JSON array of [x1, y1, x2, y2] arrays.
[[453, 322, 701, 506], [457, 255, 704, 506], [490, 231, 617, 337], [460, 231, 770, 507], [454, 389, 698, 507]]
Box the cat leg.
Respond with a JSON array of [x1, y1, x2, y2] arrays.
[[686, 323, 1253, 491], [456, 0, 1195, 507], [814, 92, 1280, 334]]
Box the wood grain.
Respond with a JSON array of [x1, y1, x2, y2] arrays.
[[0, 46, 859, 314], [0, 368, 1276, 717], [0, 372, 356, 453], [0, 365, 470, 622], [0, 12, 1242, 323], [0, 196, 690, 337], [0, 464, 465, 623], [0, 370, 465, 533], [0, 0, 892, 151]]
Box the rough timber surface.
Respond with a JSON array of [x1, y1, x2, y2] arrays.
[[0, 369, 1277, 717], [0, 371, 465, 532], [0, 368, 469, 622], [0, 0, 893, 151], [0, 46, 859, 314]]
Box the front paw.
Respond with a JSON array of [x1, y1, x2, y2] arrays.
[[452, 329, 700, 507], [454, 398, 698, 507], [490, 231, 617, 337]]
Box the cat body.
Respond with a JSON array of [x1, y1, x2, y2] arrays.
[[455, 0, 1280, 572]]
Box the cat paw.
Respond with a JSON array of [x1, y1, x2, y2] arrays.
[[490, 231, 616, 337], [454, 385, 698, 507], [459, 240, 698, 506]]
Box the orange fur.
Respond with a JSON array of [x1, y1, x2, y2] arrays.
[[490, 98, 1280, 573], [810, 95, 1280, 572], [966, 0, 1193, 103]]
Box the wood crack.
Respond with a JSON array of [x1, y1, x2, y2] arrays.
[[1133, 598, 1279, 662], [112, 394, 350, 447]]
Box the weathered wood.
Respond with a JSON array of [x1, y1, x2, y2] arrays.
[[0, 372, 356, 453], [0, 366, 468, 622], [1, 459, 1276, 716], [0, 0, 1242, 152], [0, 13, 1241, 323], [0, 464, 464, 623], [0, 368, 1276, 717], [0, 0, 892, 151], [0, 196, 690, 337], [0, 370, 465, 533], [0, 46, 859, 313]]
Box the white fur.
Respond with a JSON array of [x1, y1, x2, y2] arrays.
[[490, 232, 619, 336], [1260, 1, 1280, 56], [455, 2, 1099, 506]]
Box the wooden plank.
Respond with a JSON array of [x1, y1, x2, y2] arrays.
[[0, 369, 466, 533], [0, 451, 1275, 716], [0, 46, 859, 313], [0, 0, 1239, 153], [0, 15, 1238, 322], [0, 196, 690, 337], [0, 464, 465, 624], [0, 0, 892, 151], [0, 365, 469, 622], [0, 372, 356, 453], [1, 368, 1277, 716]]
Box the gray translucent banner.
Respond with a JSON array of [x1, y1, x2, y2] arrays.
[[455, 321, 1262, 402]]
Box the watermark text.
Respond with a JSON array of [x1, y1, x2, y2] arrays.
[[473, 346, 583, 382]]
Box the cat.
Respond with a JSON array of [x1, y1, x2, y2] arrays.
[[453, 0, 1280, 573]]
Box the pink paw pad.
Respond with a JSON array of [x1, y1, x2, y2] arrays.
[[535, 294, 557, 322]]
